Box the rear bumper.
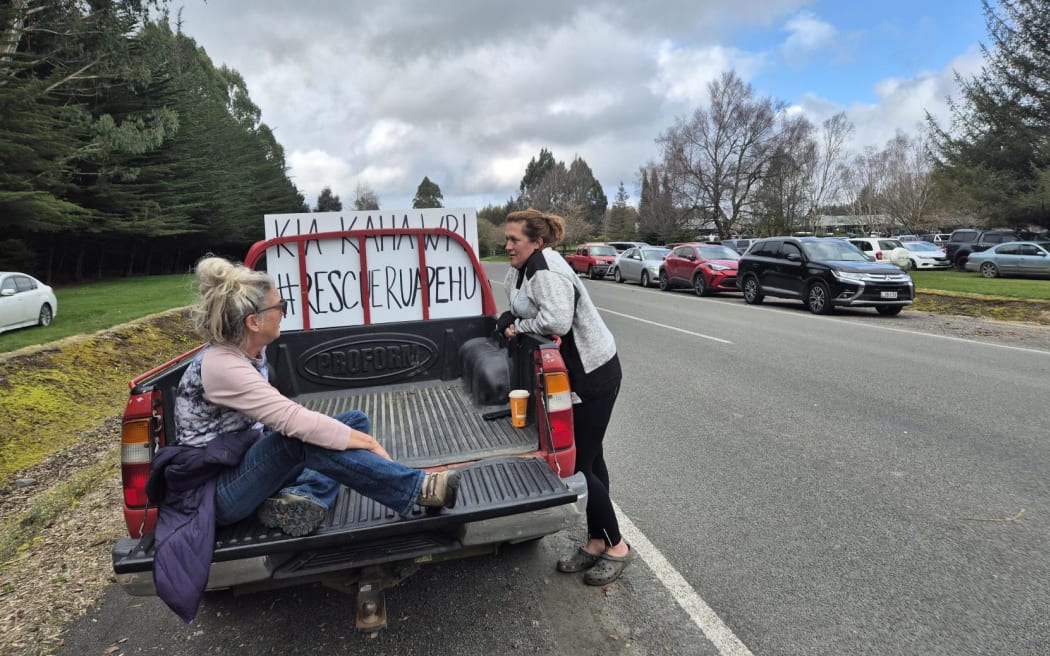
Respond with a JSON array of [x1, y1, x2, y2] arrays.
[[113, 471, 587, 596]]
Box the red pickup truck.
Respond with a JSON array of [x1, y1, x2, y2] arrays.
[[112, 225, 586, 633], [564, 243, 618, 279]]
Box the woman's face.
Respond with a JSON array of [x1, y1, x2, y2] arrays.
[[504, 221, 542, 269], [248, 287, 285, 348]]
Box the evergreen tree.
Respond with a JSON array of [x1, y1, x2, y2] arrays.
[[412, 176, 444, 208], [315, 186, 342, 211]]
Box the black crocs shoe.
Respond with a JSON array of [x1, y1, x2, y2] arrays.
[[583, 546, 635, 586], [257, 493, 328, 537]]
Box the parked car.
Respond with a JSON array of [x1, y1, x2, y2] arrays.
[[737, 237, 914, 315], [899, 240, 951, 270], [964, 241, 1050, 278], [607, 240, 650, 253], [919, 233, 952, 246], [564, 243, 618, 279], [945, 229, 1018, 270], [658, 243, 740, 296], [0, 272, 57, 333], [721, 238, 755, 255], [611, 246, 670, 287], [847, 237, 911, 268]]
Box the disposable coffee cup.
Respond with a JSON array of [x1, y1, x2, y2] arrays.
[[509, 389, 530, 428]]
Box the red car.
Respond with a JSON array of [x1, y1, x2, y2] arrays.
[[658, 243, 741, 296], [564, 243, 618, 279]]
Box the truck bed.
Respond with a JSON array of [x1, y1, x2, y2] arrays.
[[296, 379, 536, 468], [113, 380, 573, 578]]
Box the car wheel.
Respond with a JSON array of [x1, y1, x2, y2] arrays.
[[876, 305, 903, 316], [741, 275, 763, 304], [640, 271, 651, 288], [906, 259, 917, 271], [693, 274, 708, 297], [38, 304, 53, 327], [954, 254, 969, 271], [658, 270, 671, 291], [980, 262, 999, 278], [614, 267, 624, 283], [806, 282, 834, 315]]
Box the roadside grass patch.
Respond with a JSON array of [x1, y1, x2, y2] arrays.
[[911, 270, 1050, 300], [0, 310, 200, 487], [0, 274, 195, 354]]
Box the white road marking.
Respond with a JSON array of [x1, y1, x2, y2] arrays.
[[596, 308, 734, 344], [615, 501, 754, 656], [489, 277, 733, 345]]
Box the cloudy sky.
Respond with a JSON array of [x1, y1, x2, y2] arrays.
[[170, 0, 987, 210]]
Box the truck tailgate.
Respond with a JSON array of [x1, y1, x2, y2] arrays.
[[113, 455, 576, 574]]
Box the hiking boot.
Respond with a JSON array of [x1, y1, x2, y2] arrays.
[[417, 469, 461, 509], [257, 493, 328, 537]]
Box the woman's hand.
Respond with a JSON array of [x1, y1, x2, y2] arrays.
[[347, 429, 393, 461]]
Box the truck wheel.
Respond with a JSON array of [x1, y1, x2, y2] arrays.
[[741, 276, 763, 304], [980, 262, 999, 278], [658, 271, 671, 291], [954, 253, 969, 270], [614, 267, 624, 283], [640, 271, 651, 287], [806, 282, 834, 315], [588, 266, 602, 280]]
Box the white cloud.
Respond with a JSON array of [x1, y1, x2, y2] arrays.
[[780, 12, 837, 58], [651, 41, 766, 105]]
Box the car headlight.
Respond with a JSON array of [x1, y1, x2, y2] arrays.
[[832, 270, 863, 281], [708, 263, 732, 271], [646, 264, 660, 274]]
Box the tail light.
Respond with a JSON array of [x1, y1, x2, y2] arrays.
[[542, 371, 574, 450], [875, 251, 883, 259], [121, 392, 158, 509]]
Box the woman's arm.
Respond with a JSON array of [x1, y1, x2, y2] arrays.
[[513, 269, 576, 336]]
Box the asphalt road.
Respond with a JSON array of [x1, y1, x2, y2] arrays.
[[61, 264, 1050, 655]]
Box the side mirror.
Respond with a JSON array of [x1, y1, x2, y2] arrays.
[[0, 288, 14, 297], [785, 252, 801, 262]]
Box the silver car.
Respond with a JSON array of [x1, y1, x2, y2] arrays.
[[612, 247, 670, 288], [0, 272, 57, 333], [964, 241, 1050, 278]]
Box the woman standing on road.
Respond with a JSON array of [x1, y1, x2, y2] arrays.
[[149, 255, 460, 622], [498, 208, 632, 586]]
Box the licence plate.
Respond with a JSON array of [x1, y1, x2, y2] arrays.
[[880, 291, 898, 299]]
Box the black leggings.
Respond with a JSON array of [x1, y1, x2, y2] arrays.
[[573, 381, 622, 547]]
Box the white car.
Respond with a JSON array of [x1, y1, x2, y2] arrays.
[[612, 246, 670, 287], [847, 238, 911, 268], [0, 272, 57, 333], [900, 241, 951, 270]]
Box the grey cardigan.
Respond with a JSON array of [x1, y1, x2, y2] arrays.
[[503, 248, 617, 374]]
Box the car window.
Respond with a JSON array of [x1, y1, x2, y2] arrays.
[[803, 240, 868, 262], [880, 240, 903, 250], [673, 246, 692, 258], [751, 240, 780, 257], [780, 242, 802, 260], [14, 276, 35, 292], [1018, 244, 1041, 256], [903, 241, 938, 252], [952, 231, 978, 243], [642, 248, 669, 260], [995, 244, 1019, 255], [698, 245, 740, 260], [851, 240, 872, 252], [591, 246, 617, 256], [0, 277, 15, 294]]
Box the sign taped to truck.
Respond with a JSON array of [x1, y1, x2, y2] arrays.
[[260, 209, 482, 329]]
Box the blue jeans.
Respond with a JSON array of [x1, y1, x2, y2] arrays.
[[277, 411, 370, 508], [214, 410, 425, 525]]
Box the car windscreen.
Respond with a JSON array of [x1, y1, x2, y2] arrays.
[[698, 246, 740, 260], [642, 248, 670, 260], [591, 246, 617, 256], [801, 240, 869, 262], [903, 241, 939, 252]]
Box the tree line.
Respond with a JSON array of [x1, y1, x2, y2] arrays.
[[4, 1, 1045, 281]]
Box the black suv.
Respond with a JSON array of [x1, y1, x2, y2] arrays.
[[736, 237, 914, 315], [945, 229, 1018, 269]]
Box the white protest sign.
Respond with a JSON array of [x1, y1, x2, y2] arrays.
[[262, 209, 481, 329]]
